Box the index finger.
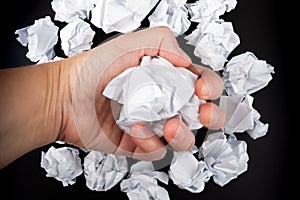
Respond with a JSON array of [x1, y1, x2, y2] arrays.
[[189, 64, 224, 100]]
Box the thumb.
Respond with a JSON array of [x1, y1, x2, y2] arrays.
[[159, 47, 192, 68]]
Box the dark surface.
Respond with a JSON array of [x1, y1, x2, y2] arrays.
[[0, 0, 290, 199]]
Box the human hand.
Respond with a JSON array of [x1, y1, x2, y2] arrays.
[[55, 27, 226, 161]]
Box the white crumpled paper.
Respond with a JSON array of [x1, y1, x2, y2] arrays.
[[103, 56, 204, 137], [185, 20, 240, 71], [40, 146, 83, 186], [120, 161, 170, 200], [169, 147, 212, 193], [13, 0, 273, 195], [187, 0, 237, 23], [15, 16, 58, 63], [51, 0, 93, 23], [220, 95, 269, 139], [222, 51, 275, 96], [60, 18, 95, 57], [148, 0, 190, 36], [91, 0, 158, 33], [199, 132, 249, 186], [83, 150, 128, 191]]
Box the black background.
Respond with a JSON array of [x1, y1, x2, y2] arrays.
[[0, 0, 291, 199]]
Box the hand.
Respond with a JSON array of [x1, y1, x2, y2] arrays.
[[53, 27, 226, 161]]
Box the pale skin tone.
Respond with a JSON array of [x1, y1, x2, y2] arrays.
[[0, 27, 226, 169]]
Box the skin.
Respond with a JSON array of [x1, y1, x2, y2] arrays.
[[0, 27, 225, 169]]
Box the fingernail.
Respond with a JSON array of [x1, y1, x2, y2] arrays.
[[201, 82, 212, 99], [210, 108, 220, 127], [131, 125, 154, 139], [172, 125, 186, 142]]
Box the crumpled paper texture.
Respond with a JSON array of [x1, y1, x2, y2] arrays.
[[40, 146, 83, 186], [169, 149, 212, 193], [91, 0, 158, 33], [51, 0, 92, 23], [187, 0, 237, 23], [83, 150, 128, 191], [149, 0, 191, 36], [220, 94, 269, 139], [60, 18, 95, 57], [103, 56, 204, 137], [222, 51, 275, 96], [15, 16, 58, 62], [199, 132, 249, 186], [185, 20, 240, 71], [120, 161, 169, 200], [12, 0, 275, 196]]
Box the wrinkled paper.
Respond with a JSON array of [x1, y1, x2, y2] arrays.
[[169, 147, 212, 193], [15, 16, 58, 62], [187, 0, 237, 23], [51, 0, 93, 23], [91, 0, 158, 33], [120, 161, 169, 200], [185, 20, 239, 71], [199, 132, 249, 186], [103, 56, 204, 137], [60, 18, 95, 57], [148, 0, 190, 36], [83, 150, 128, 191], [40, 146, 83, 186], [14, 0, 274, 195], [222, 51, 275, 96], [220, 95, 269, 139]]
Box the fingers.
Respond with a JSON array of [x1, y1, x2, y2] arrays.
[[159, 48, 192, 68], [133, 26, 192, 67], [113, 133, 137, 157], [163, 118, 195, 151], [110, 26, 192, 68], [93, 26, 192, 90], [155, 27, 192, 67], [191, 64, 224, 100], [130, 124, 167, 161], [199, 102, 226, 130], [189, 64, 225, 129], [116, 103, 225, 160]]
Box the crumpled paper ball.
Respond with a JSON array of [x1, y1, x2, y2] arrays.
[[83, 150, 128, 191], [15, 16, 59, 62], [40, 146, 83, 186], [222, 51, 274, 96], [169, 149, 212, 193], [103, 55, 204, 137], [199, 132, 249, 186], [120, 161, 169, 200]]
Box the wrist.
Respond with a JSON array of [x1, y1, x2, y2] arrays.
[[52, 52, 91, 146]]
